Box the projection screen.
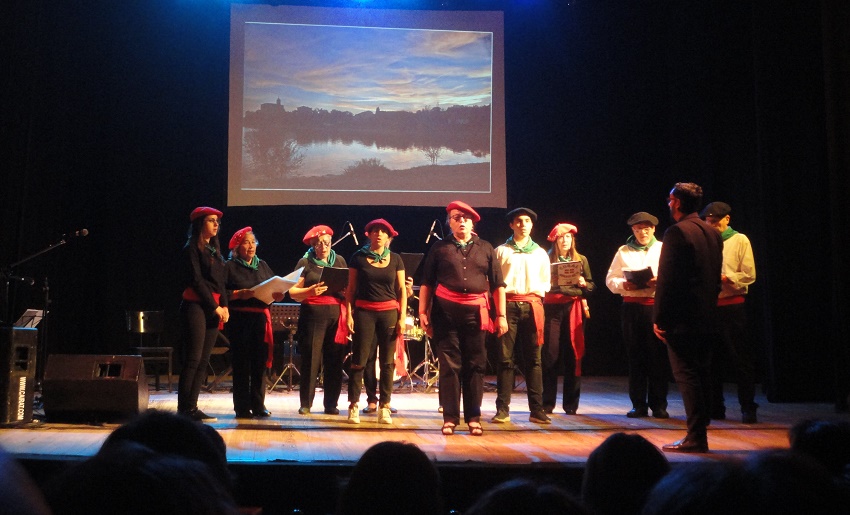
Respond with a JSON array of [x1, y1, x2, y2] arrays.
[[228, 4, 505, 207]]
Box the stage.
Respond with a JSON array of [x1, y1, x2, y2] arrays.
[[0, 376, 840, 514]]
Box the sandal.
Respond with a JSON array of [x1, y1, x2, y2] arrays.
[[469, 421, 484, 437], [441, 422, 456, 436]]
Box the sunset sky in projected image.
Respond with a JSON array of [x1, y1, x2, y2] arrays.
[[242, 22, 494, 114]]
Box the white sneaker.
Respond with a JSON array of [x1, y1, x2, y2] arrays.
[[348, 404, 360, 424], [377, 406, 392, 424]]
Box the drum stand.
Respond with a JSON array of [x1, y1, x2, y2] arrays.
[[410, 335, 439, 392], [269, 326, 300, 392]]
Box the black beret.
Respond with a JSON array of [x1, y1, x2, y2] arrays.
[[700, 201, 732, 219], [627, 212, 659, 226], [505, 207, 537, 222]]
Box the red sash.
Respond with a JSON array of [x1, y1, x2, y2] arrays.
[[231, 306, 274, 368], [543, 292, 585, 376], [182, 288, 224, 330], [435, 284, 494, 332], [623, 296, 655, 305], [717, 295, 746, 306], [506, 293, 545, 346], [304, 295, 349, 344]]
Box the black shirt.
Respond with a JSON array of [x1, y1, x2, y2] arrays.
[[349, 251, 404, 302], [225, 258, 276, 309], [180, 242, 228, 312], [294, 255, 348, 302], [421, 235, 504, 294]]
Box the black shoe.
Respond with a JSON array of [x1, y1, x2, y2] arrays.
[[710, 409, 726, 420], [543, 406, 554, 414], [362, 405, 378, 414], [626, 408, 649, 418], [662, 435, 708, 453], [652, 409, 670, 419], [324, 407, 340, 415], [564, 409, 577, 415], [741, 411, 758, 424], [254, 408, 272, 418], [529, 411, 552, 424], [187, 408, 217, 422], [389, 406, 398, 414], [235, 410, 253, 419]]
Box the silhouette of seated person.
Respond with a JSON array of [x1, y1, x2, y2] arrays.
[[42, 440, 240, 515], [581, 432, 670, 515], [464, 478, 586, 515], [337, 441, 441, 515], [788, 417, 850, 484], [0, 446, 51, 515], [100, 408, 232, 491]]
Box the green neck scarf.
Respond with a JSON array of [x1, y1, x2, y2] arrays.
[[235, 255, 259, 270], [558, 255, 572, 262], [720, 226, 739, 241], [452, 235, 474, 249], [303, 247, 337, 268], [204, 243, 218, 257], [626, 235, 657, 251], [357, 244, 390, 263], [506, 236, 540, 254]]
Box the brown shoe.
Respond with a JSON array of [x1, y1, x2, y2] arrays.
[[662, 435, 708, 453]]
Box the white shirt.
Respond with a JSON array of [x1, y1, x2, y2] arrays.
[[719, 232, 756, 298], [605, 240, 663, 298], [495, 244, 551, 298]]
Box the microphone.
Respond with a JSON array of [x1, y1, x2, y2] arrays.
[[348, 221, 359, 245], [425, 220, 437, 244], [64, 228, 89, 238]]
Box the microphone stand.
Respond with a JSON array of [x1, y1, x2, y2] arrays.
[[2, 234, 78, 388], [332, 231, 356, 247]]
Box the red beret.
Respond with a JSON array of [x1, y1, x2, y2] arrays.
[[547, 223, 578, 241], [302, 225, 334, 245], [190, 206, 223, 222], [446, 200, 481, 222], [364, 218, 398, 237], [228, 226, 253, 250]]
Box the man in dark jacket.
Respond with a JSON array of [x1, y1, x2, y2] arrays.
[[653, 183, 723, 453]]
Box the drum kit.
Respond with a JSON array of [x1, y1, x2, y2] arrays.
[[402, 314, 439, 392]]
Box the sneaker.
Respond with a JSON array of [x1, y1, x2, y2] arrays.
[[529, 411, 552, 424], [491, 410, 510, 423], [347, 404, 360, 424], [377, 406, 393, 424]]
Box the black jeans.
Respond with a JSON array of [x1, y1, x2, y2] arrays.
[[495, 301, 544, 414], [178, 301, 218, 413], [347, 308, 398, 406]]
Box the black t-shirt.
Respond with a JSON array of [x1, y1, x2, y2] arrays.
[[349, 251, 404, 302], [294, 255, 348, 301]]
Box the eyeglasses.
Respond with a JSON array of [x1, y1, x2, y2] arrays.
[[313, 240, 332, 248], [204, 218, 221, 225], [450, 214, 472, 222]]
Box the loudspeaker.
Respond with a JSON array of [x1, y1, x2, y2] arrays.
[[0, 327, 38, 425], [42, 354, 149, 423]]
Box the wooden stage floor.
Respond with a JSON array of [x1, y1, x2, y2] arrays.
[[1, 376, 840, 467]]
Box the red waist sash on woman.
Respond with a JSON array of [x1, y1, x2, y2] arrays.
[[505, 293, 545, 346], [230, 306, 274, 368], [717, 295, 746, 306], [543, 292, 585, 376], [353, 299, 407, 378], [435, 284, 494, 333], [182, 287, 224, 330], [303, 295, 348, 344]]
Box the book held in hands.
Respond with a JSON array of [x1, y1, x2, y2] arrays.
[[623, 267, 654, 289], [551, 261, 583, 286]]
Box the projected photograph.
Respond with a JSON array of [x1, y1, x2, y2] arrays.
[[229, 6, 505, 207]]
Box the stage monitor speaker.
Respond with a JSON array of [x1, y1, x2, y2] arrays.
[[0, 327, 38, 425], [42, 354, 149, 423]]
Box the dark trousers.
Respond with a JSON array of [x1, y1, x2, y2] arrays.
[[496, 301, 544, 413], [297, 304, 346, 411], [542, 302, 581, 412], [178, 301, 218, 413], [365, 342, 379, 405], [666, 333, 714, 438], [228, 311, 269, 414], [710, 303, 757, 414], [432, 297, 487, 425], [622, 303, 669, 412], [347, 308, 398, 406]]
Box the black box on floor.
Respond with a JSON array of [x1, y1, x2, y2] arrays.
[[42, 354, 149, 423], [0, 327, 38, 425]]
